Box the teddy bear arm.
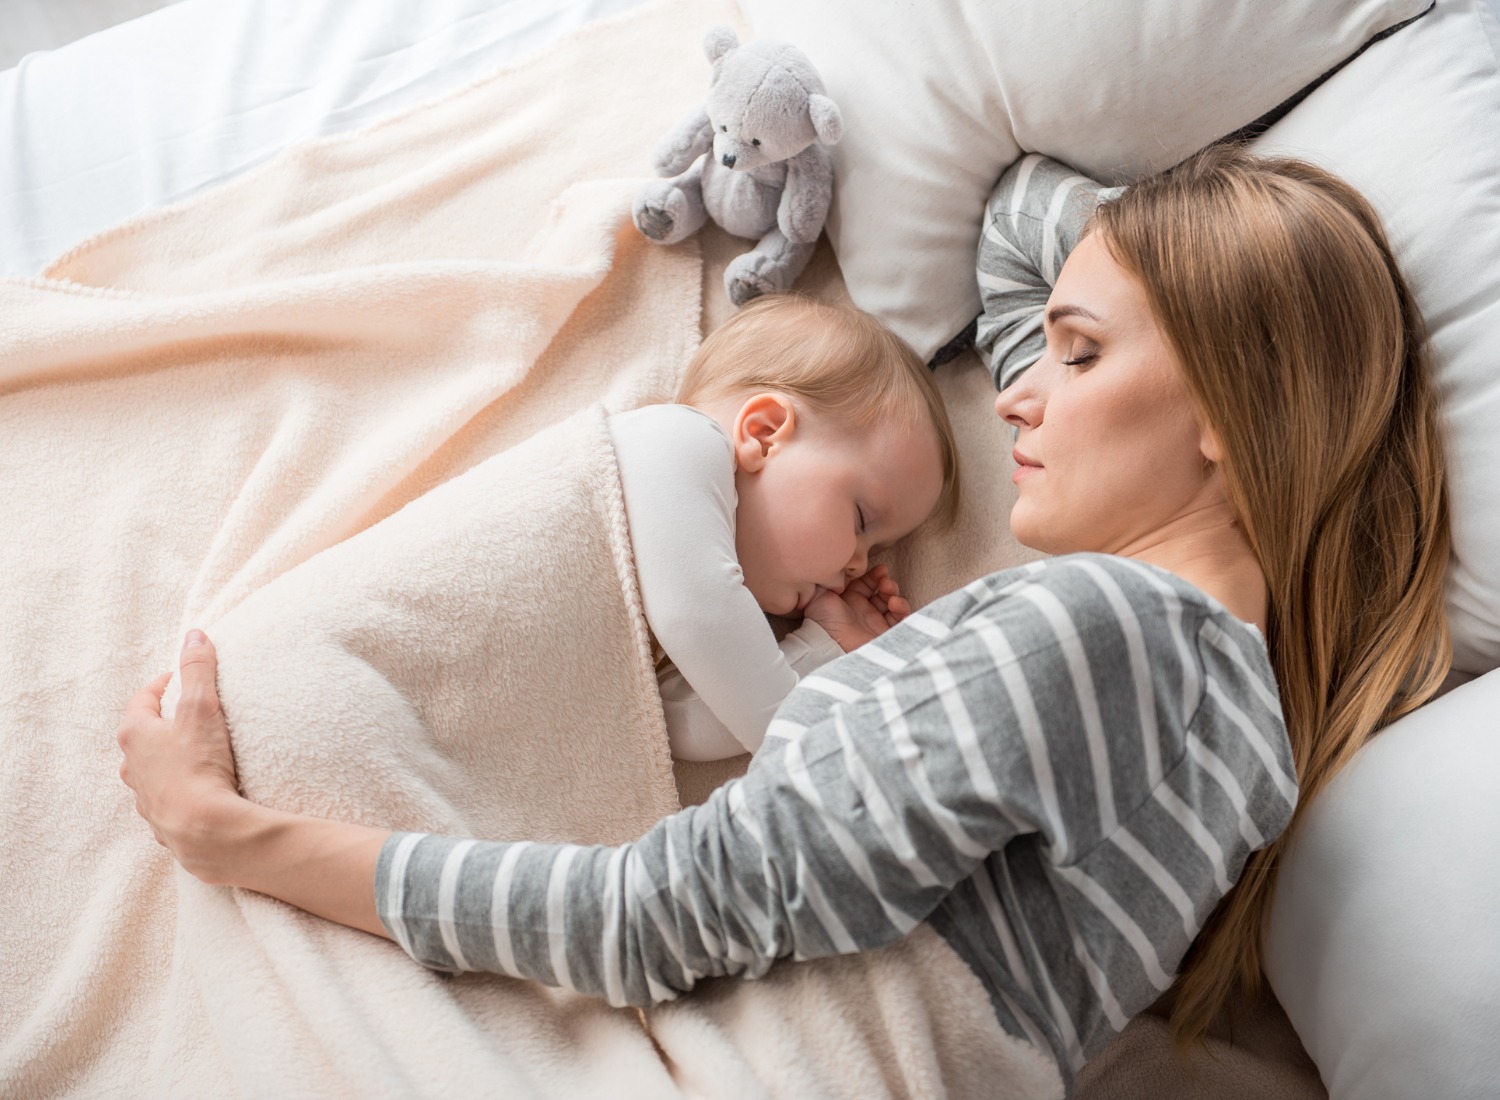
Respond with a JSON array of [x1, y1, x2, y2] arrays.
[[653, 105, 716, 177], [776, 145, 834, 244]]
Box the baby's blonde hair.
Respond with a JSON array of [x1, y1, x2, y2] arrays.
[[676, 294, 960, 529]]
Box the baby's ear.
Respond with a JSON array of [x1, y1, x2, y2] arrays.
[[807, 94, 843, 146], [732, 393, 794, 472], [703, 25, 739, 63]]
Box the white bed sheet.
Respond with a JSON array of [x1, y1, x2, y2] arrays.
[[0, 0, 650, 277]]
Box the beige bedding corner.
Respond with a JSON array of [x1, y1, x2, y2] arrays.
[[0, 0, 1061, 1096]]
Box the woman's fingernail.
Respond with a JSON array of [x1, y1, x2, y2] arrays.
[[185, 629, 206, 648]]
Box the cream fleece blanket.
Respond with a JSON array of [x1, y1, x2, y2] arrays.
[[0, 0, 1063, 1096], [203, 403, 676, 846]]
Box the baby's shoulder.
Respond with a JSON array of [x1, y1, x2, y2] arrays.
[[608, 403, 733, 468], [610, 403, 729, 448]]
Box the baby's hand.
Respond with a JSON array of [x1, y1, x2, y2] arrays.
[[804, 565, 913, 653]]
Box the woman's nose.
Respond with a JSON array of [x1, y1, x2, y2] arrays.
[[994, 379, 1040, 429]]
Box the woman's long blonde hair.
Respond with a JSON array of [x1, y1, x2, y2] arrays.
[[1093, 144, 1451, 1046]]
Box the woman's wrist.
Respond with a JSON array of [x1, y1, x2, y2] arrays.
[[171, 793, 392, 939], [168, 787, 275, 887]]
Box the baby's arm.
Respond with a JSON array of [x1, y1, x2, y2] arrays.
[[661, 560, 918, 758], [610, 405, 835, 760], [657, 618, 840, 761]]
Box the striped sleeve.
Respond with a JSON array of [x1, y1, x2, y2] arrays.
[[374, 579, 1033, 1002], [374, 554, 1296, 1072], [975, 154, 1123, 390], [968, 557, 1297, 1067]]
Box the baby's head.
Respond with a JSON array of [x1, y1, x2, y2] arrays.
[[678, 294, 960, 616]]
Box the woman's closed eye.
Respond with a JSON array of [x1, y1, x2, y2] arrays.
[[1062, 344, 1100, 367]]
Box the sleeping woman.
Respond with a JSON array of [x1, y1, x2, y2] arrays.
[[117, 143, 1450, 1087]]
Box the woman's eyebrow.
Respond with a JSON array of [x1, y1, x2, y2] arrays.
[[1045, 303, 1103, 328]]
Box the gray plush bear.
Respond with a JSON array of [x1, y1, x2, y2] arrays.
[[633, 26, 843, 306]]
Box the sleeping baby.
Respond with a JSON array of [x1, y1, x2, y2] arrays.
[[613, 293, 958, 761]]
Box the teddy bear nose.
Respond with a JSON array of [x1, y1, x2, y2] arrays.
[[721, 152, 736, 168]]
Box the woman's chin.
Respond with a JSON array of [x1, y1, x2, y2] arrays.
[[1009, 507, 1069, 557], [1008, 506, 1044, 552]]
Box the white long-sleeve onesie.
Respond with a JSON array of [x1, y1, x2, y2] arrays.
[[607, 404, 843, 761]]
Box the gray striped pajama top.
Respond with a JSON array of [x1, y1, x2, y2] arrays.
[[375, 157, 1298, 1089]]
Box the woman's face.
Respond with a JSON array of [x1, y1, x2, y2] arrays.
[[995, 232, 1225, 557]]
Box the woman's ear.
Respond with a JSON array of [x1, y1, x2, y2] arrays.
[[732, 393, 795, 472], [1199, 423, 1227, 467]]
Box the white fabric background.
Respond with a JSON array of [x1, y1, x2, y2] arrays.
[[0, 0, 651, 276]]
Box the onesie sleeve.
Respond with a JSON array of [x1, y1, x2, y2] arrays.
[[608, 404, 809, 756], [975, 154, 1123, 390], [657, 618, 843, 761]]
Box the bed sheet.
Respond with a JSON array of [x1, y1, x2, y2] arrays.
[[0, 0, 650, 277]]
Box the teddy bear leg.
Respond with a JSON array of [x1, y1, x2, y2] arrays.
[[633, 159, 709, 246], [723, 227, 817, 307]]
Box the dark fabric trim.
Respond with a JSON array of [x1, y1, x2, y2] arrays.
[[928, 318, 977, 368]]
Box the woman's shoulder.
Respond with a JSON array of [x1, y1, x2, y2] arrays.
[[936, 552, 1274, 688]]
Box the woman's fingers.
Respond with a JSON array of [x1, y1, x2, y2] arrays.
[[122, 673, 173, 727], [115, 628, 248, 876], [177, 630, 221, 721]]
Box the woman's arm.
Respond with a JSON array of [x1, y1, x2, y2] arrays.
[[197, 800, 389, 939], [975, 154, 1122, 390], [122, 556, 1295, 1065], [122, 593, 1031, 1000], [372, 556, 1296, 1059], [375, 584, 1034, 1002], [117, 632, 391, 939]]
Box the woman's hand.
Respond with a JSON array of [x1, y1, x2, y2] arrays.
[[803, 564, 913, 652], [118, 629, 245, 881], [118, 628, 392, 937]]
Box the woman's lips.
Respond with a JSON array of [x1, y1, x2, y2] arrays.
[[1012, 447, 1043, 484]]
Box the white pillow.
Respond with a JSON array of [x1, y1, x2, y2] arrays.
[[1265, 669, 1500, 1098], [740, 0, 1431, 362]]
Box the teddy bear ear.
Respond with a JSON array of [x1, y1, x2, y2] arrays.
[[808, 94, 844, 146], [702, 25, 740, 63]]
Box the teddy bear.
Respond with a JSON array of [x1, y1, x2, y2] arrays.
[[632, 26, 843, 307]]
